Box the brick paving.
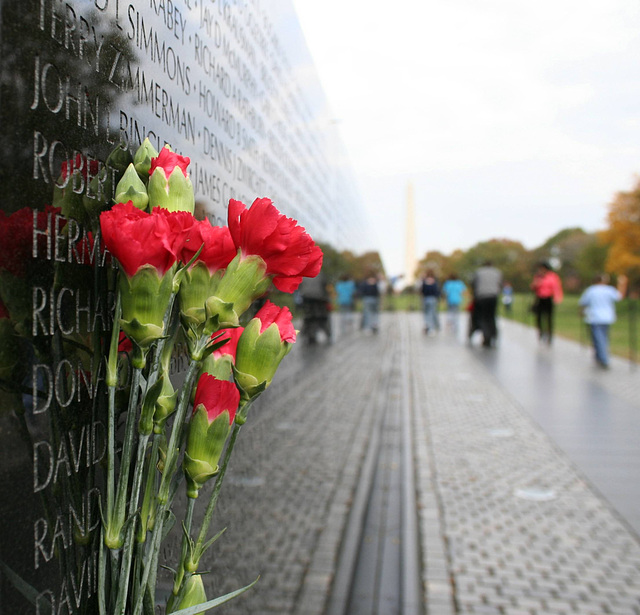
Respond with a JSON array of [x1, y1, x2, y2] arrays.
[[411, 314, 640, 615], [173, 312, 640, 614]]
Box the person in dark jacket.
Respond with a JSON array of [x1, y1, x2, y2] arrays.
[[420, 269, 440, 335], [359, 272, 381, 333]]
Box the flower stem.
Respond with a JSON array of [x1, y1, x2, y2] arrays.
[[105, 292, 122, 527], [105, 365, 143, 549], [113, 431, 151, 615], [138, 436, 159, 543], [167, 497, 196, 612], [147, 294, 178, 389], [133, 357, 201, 615], [191, 423, 242, 570]]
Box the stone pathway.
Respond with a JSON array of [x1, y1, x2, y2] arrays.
[[411, 315, 640, 615], [182, 312, 640, 614]]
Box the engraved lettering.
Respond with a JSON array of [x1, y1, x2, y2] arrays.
[[33, 440, 54, 493]]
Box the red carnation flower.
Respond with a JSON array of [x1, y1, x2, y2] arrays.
[[100, 202, 182, 277], [180, 219, 237, 274], [153, 208, 198, 259], [227, 198, 323, 293], [254, 300, 296, 343], [150, 147, 190, 178], [193, 373, 239, 425], [212, 327, 244, 362]]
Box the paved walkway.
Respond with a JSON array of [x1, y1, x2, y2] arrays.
[[195, 311, 640, 615]]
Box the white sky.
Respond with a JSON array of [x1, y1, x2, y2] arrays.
[[292, 0, 640, 276]]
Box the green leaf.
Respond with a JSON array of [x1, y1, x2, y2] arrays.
[[162, 510, 177, 542], [199, 527, 227, 558], [143, 585, 155, 615], [98, 530, 107, 615], [169, 577, 260, 615], [0, 559, 44, 607]]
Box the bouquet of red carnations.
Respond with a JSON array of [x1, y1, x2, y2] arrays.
[[90, 140, 322, 614]]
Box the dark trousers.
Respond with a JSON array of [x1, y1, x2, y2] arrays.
[[474, 296, 498, 346], [536, 297, 554, 341]]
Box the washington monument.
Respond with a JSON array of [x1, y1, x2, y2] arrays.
[[404, 181, 417, 287]]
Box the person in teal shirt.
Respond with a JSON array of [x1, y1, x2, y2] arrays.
[[335, 274, 357, 336], [442, 273, 467, 335]]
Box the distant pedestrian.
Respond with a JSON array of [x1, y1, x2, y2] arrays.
[[359, 272, 381, 333], [471, 261, 502, 347], [579, 274, 627, 369], [300, 271, 331, 344], [530, 262, 563, 344], [335, 274, 357, 335], [501, 282, 514, 314], [420, 269, 441, 335], [442, 273, 467, 335]]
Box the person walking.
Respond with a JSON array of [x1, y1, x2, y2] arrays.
[[359, 272, 381, 334], [579, 274, 627, 369], [471, 261, 502, 347], [530, 262, 563, 344], [299, 271, 331, 343], [501, 282, 514, 314], [442, 273, 467, 335], [334, 274, 357, 335], [420, 269, 441, 335]]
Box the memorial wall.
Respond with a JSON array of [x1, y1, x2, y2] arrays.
[[0, 1, 369, 612]]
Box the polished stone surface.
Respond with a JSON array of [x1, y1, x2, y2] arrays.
[[0, 1, 365, 612], [475, 318, 640, 535]]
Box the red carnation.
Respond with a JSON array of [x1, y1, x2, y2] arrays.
[[227, 198, 323, 292], [180, 219, 237, 274], [148, 146, 195, 213], [193, 373, 239, 425], [100, 202, 181, 277], [212, 327, 244, 362], [254, 300, 297, 342], [150, 147, 190, 178]]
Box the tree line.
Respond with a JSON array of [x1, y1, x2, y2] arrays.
[[319, 175, 640, 296], [415, 176, 640, 294]]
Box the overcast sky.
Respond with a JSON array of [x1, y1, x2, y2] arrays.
[[292, 0, 640, 277]]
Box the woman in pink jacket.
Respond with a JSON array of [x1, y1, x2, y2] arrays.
[[531, 262, 564, 344]]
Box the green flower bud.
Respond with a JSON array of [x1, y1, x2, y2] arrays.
[[115, 163, 149, 211], [118, 265, 175, 350], [178, 262, 225, 330], [147, 146, 195, 213], [184, 407, 230, 498], [106, 141, 134, 174], [212, 253, 271, 321], [184, 375, 239, 497], [157, 434, 168, 473], [200, 353, 234, 383], [234, 319, 291, 391], [153, 372, 178, 433], [177, 575, 207, 615], [232, 301, 295, 410], [133, 137, 159, 178]]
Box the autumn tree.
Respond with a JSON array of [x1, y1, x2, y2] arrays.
[[600, 178, 640, 288]]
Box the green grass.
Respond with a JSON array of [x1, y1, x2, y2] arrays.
[[501, 293, 640, 362], [379, 291, 640, 361]]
